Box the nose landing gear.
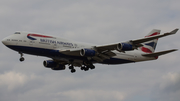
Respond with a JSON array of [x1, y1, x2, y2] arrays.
[[19, 52, 25, 62], [20, 57, 25, 62]]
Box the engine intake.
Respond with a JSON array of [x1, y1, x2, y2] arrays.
[[117, 43, 134, 51], [43, 60, 65, 70], [80, 48, 96, 57]]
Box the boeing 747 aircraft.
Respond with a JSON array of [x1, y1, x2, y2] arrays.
[[2, 29, 178, 73]]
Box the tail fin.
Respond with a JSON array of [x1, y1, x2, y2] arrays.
[[139, 29, 161, 53]]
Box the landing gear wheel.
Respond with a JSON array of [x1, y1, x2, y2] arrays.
[[84, 67, 89, 71], [71, 69, 76, 73], [69, 65, 76, 73], [90, 65, 95, 69], [19, 57, 25, 62], [69, 66, 73, 69], [81, 66, 85, 70]]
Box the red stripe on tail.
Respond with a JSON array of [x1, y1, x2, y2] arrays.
[[140, 47, 153, 53], [145, 32, 160, 37]]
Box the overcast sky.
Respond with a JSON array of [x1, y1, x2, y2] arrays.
[[0, 0, 180, 101]]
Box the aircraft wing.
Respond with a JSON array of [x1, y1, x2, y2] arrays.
[[96, 28, 178, 52], [59, 48, 116, 62], [59, 29, 178, 62]]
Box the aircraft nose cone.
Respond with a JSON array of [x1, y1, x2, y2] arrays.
[[2, 37, 7, 45]]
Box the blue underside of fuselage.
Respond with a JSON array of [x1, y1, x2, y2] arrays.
[[6, 45, 134, 64]]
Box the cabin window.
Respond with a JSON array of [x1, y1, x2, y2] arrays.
[[12, 39, 18, 41], [14, 32, 20, 34]]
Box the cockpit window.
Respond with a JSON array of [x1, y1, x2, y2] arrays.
[[14, 32, 20, 34]]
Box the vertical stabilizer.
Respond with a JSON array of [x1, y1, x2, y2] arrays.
[[139, 29, 161, 53]]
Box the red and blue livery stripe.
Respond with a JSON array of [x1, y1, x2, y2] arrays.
[[27, 34, 54, 40]]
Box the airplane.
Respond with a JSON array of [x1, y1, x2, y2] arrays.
[[2, 28, 178, 73]]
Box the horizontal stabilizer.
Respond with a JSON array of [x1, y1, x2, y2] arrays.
[[142, 49, 178, 57]]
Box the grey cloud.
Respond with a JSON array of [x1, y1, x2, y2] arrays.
[[151, 72, 180, 101]]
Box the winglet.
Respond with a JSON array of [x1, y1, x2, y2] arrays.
[[171, 28, 179, 34]]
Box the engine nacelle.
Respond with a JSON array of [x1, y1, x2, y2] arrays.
[[80, 48, 96, 57], [117, 43, 134, 51], [43, 60, 65, 70]]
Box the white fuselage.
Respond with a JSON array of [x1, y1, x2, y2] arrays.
[[2, 32, 156, 66]]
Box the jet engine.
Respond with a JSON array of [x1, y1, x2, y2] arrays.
[[117, 43, 134, 51], [43, 60, 65, 70], [80, 48, 96, 57]]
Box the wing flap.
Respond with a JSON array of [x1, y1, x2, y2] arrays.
[[96, 44, 117, 52], [59, 48, 116, 57], [142, 49, 178, 57], [59, 49, 81, 56]]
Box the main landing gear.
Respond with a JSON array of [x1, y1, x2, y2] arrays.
[[68, 64, 95, 73], [19, 52, 25, 62], [81, 61, 95, 71], [81, 64, 95, 71], [69, 65, 76, 73]]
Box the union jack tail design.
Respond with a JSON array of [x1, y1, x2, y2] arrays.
[[139, 29, 161, 53]]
